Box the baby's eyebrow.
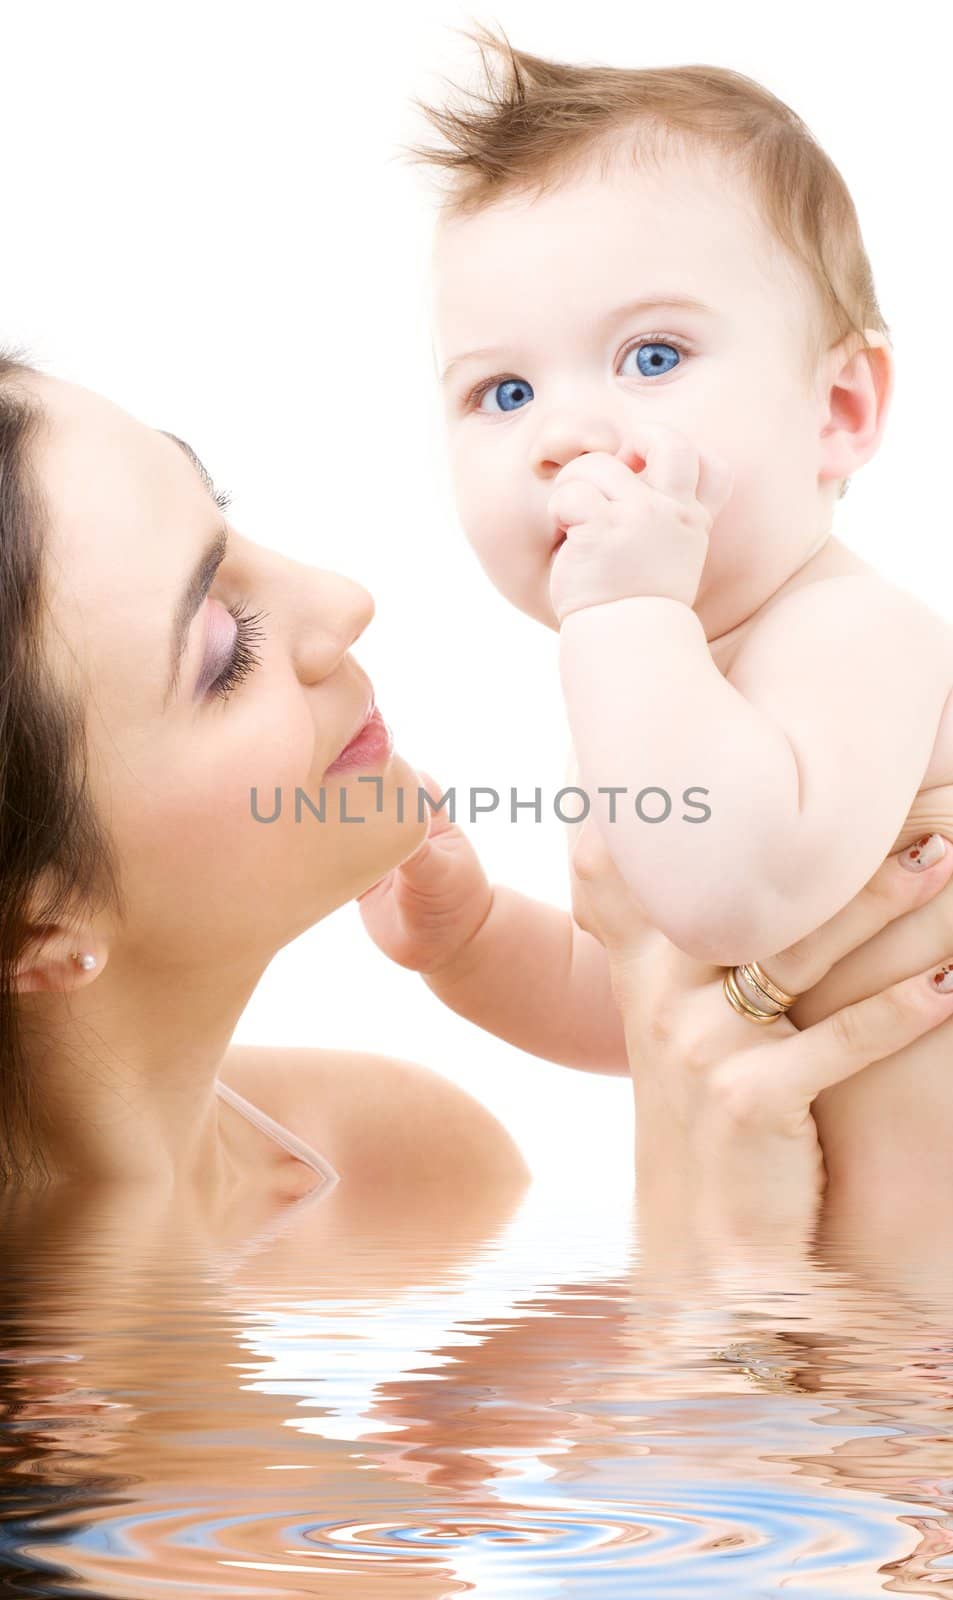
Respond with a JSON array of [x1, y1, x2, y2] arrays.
[[439, 293, 716, 386], [602, 292, 716, 326], [439, 344, 506, 387]]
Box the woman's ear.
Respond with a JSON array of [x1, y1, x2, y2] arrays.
[[14, 927, 106, 994], [817, 328, 894, 488]]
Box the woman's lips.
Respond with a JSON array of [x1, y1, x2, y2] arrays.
[[323, 702, 393, 775]]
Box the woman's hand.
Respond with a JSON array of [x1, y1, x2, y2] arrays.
[[357, 771, 494, 975], [569, 817, 953, 1247]]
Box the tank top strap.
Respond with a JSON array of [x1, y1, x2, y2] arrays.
[[215, 1076, 339, 1188]]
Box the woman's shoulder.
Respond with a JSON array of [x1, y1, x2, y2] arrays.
[[219, 1045, 531, 1193]]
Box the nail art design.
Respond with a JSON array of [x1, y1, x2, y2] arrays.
[[901, 833, 947, 871], [931, 963, 953, 993]]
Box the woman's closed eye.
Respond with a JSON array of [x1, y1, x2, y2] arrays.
[[464, 334, 690, 415], [206, 598, 268, 702]]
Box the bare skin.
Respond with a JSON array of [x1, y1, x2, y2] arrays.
[[7, 368, 529, 1228], [4, 368, 953, 1598], [7, 908, 953, 1600], [0, 1044, 529, 1600], [359, 134, 953, 1218]]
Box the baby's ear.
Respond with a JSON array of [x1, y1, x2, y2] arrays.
[[817, 329, 893, 485]]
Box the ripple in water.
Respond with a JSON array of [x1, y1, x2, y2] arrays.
[[3, 1183, 953, 1595]]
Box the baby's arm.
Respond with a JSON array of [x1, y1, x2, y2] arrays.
[[560, 575, 953, 965], [423, 885, 628, 1074], [357, 782, 628, 1074]]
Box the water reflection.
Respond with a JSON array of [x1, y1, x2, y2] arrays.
[[3, 1159, 953, 1596]]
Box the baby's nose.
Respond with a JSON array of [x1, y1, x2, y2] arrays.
[[532, 413, 620, 476]]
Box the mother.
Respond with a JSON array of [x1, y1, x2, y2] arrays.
[[0, 346, 529, 1210], [1, 347, 951, 1234]]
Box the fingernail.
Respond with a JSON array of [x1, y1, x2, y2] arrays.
[[900, 833, 947, 871], [930, 961, 953, 993]]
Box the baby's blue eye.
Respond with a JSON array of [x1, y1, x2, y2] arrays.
[[620, 341, 681, 378], [478, 377, 534, 414]]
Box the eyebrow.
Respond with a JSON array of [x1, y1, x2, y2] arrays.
[[438, 293, 716, 385], [159, 432, 230, 709]]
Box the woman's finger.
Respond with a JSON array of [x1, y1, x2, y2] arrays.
[[750, 834, 953, 999], [755, 953, 953, 1103]]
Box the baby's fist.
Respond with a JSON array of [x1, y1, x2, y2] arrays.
[[357, 770, 494, 975], [548, 425, 732, 623]]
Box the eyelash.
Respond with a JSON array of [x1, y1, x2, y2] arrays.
[[462, 333, 692, 411], [210, 597, 269, 702], [203, 487, 265, 702]]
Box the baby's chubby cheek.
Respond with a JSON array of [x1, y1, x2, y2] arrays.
[[468, 512, 549, 622], [453, 469, 550, 623]]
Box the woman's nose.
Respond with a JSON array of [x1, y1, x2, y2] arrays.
[[291, 568, 375, 684], [531, 411, 620, 478]]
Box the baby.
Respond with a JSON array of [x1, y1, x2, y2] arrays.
[[360, 31, 953, 1204]]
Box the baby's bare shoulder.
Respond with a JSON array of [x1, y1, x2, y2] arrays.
[[730, 574, 953, 690], [725, 575, 953, 843]]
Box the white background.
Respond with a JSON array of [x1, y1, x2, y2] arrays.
[[1, 0, 946, 1186]]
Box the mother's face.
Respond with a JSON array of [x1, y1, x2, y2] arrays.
[[29, 373, 427, 970]]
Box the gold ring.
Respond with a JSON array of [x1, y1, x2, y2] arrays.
[[743, 959, 798, 1009], [723, 963, 798, 1024]]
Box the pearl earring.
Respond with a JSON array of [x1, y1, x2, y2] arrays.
[[70, 951, 97, 972]]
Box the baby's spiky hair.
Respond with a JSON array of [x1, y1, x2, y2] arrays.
[[407, 22, 889, 405]]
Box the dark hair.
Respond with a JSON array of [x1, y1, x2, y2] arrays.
[[0, 344, 125, 1186]]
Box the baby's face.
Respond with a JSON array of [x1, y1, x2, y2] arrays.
[[432, 143, 832, 634]]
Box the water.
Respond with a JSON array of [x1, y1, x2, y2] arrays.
[[3, 1168, 953, 1598]]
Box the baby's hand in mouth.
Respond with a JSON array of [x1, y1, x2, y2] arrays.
[[547, 423, 732, 622]]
